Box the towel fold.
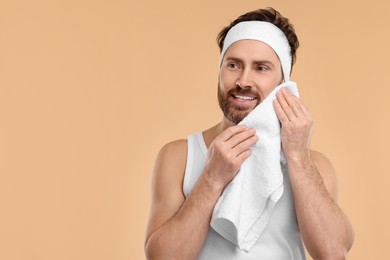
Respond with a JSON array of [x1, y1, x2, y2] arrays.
[[210, 81, 299, 252]]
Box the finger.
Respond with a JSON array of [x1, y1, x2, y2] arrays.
[[217, 125, 248, 142], [232, 134, 259, 155], [282, 90, 313, 125], [235, 149, 252, 164], [281, 88, 305, 118], [275, 90, 296, 121], [226, 128, 257, 148], [299, 99, 312, 118], [273, 98, 289, 124]]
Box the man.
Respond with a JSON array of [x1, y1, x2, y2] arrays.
[[145, 7, 354, 260]]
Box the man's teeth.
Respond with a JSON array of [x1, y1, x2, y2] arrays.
[[235, 95, 256, 100]]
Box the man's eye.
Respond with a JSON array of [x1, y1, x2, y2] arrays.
[[258, 66, 269, 72], [228, 63, 238, 69]]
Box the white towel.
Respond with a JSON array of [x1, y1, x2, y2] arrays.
[[210, 81, 299, 252]]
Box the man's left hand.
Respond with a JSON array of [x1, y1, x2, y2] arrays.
[[273, 88, 313, 162]]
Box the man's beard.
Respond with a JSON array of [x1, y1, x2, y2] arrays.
[[217, 83, 261, 125]]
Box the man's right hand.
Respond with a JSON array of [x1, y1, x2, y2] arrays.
[[145, 125, 258, 260], [203, 125, 259, 191]]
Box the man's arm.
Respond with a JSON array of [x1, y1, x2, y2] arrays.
[[144, 126, 258, 260], [273, 88, 354, 260]]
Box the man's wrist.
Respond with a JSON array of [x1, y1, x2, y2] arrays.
[[199, 170, 225, 197], [285, 150, 313, 169]]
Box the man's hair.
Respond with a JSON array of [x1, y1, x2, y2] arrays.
[[217, 7, 299, 72]]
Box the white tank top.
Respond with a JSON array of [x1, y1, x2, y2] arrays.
[[184, 132, 306, 260]]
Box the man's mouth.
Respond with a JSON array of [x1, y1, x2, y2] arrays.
[[232, 94, 257, 101]]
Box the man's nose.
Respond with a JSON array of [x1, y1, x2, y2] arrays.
[[236, 68, 254, 89]]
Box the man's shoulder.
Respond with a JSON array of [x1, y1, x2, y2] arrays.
[[155, 139, 188, 169], [159, 139, 187, 157]]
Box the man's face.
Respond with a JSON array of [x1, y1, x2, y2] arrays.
[[218, 39, 284, 124]]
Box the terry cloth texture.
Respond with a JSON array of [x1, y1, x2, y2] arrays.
[[210, 81, 299, 252]]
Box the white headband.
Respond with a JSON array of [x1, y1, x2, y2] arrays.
[[219, 21, 292, 81]]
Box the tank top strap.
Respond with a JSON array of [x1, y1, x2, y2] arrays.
[[183, 132, 208, 197]]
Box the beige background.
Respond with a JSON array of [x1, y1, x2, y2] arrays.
[[0, 0, 389, 259]]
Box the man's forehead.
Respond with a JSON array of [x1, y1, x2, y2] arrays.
[[224, 40, 280, 64]]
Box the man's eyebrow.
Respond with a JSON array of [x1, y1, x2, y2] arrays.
[[225, 56, 275, 67], [225, 57, 243, 63], [253, 60, 275, 68]]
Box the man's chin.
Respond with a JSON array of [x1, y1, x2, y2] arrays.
[[219, 101, 258, 125], [226, 111, 251, 125]]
